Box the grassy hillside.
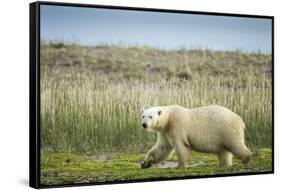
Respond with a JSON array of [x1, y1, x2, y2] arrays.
[[41, 42, 271, 82], [40, 41, 272, 154]]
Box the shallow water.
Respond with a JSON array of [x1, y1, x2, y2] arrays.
[[157, 160, 206, 168]]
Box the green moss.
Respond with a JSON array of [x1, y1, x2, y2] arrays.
[[41, 148, 272, 186]]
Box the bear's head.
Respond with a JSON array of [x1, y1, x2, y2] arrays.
[[141, 107, 167, 132]]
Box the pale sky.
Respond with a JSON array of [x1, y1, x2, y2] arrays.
[[41, 4, 272, 53]]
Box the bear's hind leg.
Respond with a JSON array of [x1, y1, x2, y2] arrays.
[[218, 150, 232, 167], [227, 142, 252, 164], [240, 146, 252, 164]]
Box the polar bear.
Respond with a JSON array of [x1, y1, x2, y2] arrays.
[[140, 105, 252, 169]]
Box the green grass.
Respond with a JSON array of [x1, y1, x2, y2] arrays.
[[41, 148, 272, 186]]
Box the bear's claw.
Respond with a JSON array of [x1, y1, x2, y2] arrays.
[[140, 160, 153, 169]]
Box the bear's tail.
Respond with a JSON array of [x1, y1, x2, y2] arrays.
[[242, 122, 246, 130]]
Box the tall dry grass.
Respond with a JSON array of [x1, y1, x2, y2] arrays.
[[41, 70, 272, 153]]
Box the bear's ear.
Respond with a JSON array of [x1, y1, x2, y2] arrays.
[[141, 108, 145, 113], [158, 110, 162, 116]]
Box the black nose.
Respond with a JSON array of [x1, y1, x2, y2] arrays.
[[142, 123, 147, 128]]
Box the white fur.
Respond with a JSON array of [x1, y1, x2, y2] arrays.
[[140, 105, 252, 169]]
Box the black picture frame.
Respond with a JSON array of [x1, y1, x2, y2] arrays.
[[30, 1, 274, 189]]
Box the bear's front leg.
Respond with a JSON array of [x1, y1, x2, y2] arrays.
[[140, 133, 173, 169], [175, 140, 192, 169], [140, 154, 154, 169]]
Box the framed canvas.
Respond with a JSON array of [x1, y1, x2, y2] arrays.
[[29, 1, 274, 188]]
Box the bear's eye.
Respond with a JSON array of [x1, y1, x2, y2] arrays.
[[142, 116, 145, 118], [149, 116, 152, 119]]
